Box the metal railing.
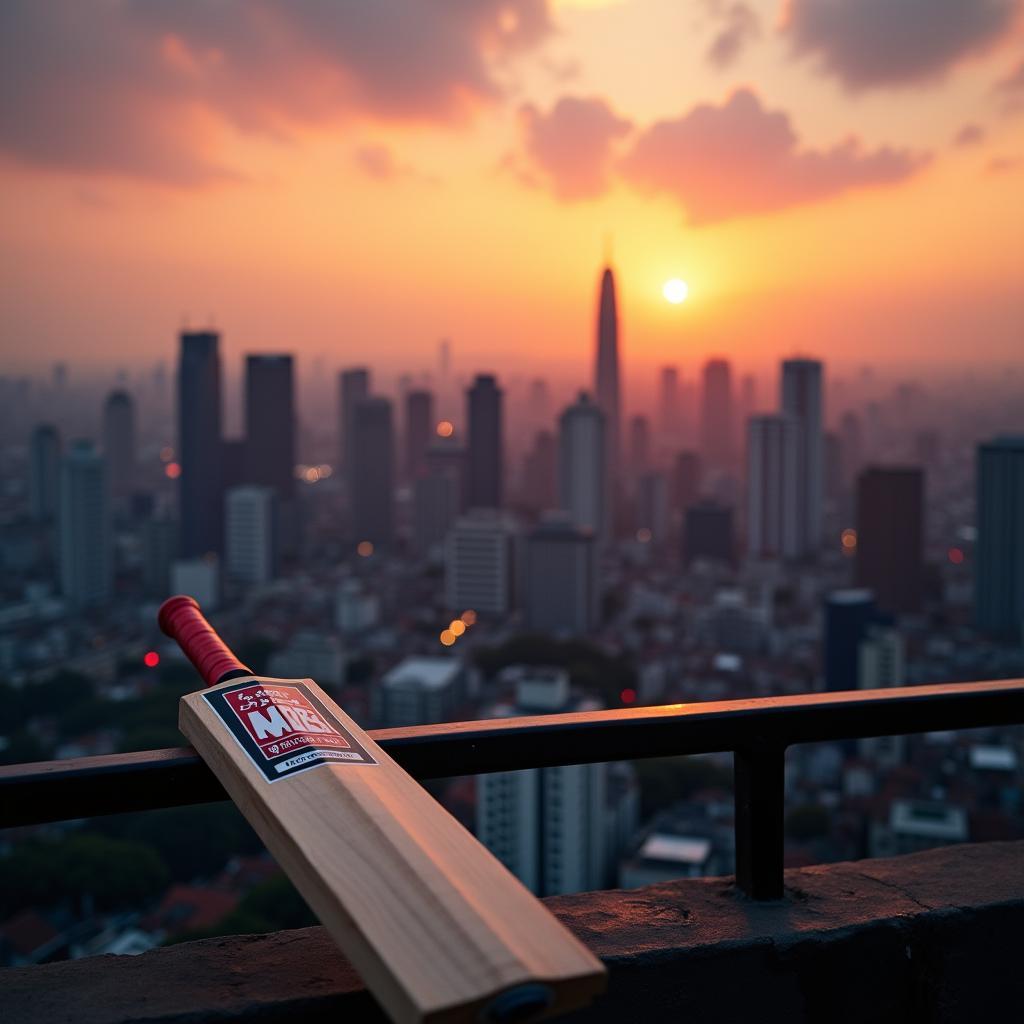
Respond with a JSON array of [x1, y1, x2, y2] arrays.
[[2, 678, 1022, 899]]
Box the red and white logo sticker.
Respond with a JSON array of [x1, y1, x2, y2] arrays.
[[205, 680, 377, 782]]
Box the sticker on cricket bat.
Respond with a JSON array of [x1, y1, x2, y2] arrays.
[[204, 679, 377, 782]]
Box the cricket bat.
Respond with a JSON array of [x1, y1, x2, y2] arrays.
[[158, 596, 605, 1024]]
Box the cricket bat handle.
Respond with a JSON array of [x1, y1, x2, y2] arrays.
[[158, 595, 251, 687]]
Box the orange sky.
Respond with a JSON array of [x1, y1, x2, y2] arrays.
[[1, 0, 1022, 383]]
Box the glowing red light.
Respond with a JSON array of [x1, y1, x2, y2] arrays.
[[165, 461, 181, 480], [620, 688, 637, 705], [948, 547, 964, 565], [144, 651, 160, 668]]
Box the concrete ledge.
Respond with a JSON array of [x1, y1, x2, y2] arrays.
[[5, 841, 1024, 1023]]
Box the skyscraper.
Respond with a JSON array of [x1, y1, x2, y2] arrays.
[[178, 330, 224, 557], [670, 451, 701, 521], [225, 485, 277, 586], [683, 501, 734, 567], [338, 367, 370, 476], [445, 510, 516, 616], [594, 266, 620, 485], [780, 358, 824, 556], [746, 415, 800, 560], [59, 440, 112, 608], [476, 670, 627, 896], [245, 355, 295, 499], [628, 415, 650, 481], [855, 467, 925, 615], [699, 358, 734, 474], [523, 513, 599, 635], [824, 589, 885, 692], [559, 392, 606, 541], [466, 374, 503, 510], [350, 397, 395, 549], [29, 423, 61, 523], [404, 389, 434, 481], [521, 429, 557, 513], [102, 390, 136, 501], [658, 366, 680, 455], [975, 437, 1024, 639]]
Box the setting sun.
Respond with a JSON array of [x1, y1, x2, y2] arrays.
[[662, 279, 689, 304]]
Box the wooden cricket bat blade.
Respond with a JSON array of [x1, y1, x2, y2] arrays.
[[179, 673, 606, 1024]]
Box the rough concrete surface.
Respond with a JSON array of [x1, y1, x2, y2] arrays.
[[5, 841, 1023, 1023]]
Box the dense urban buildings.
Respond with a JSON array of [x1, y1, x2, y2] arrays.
[[2, 259, 1022, 965]]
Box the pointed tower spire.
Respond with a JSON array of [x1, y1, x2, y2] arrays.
[[594, 263, 620, 490]]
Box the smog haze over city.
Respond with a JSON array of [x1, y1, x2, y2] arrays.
[[0, 0, 1023, 998]]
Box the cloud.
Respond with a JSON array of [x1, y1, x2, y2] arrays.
[[782, 0, 1020, 90], [352, 143, 436, 184], [953, 123, 986, 146], [0, 0, 552, 184], [996, 57, 1024, 91], [986, 155, 1021, 172], [705, 2, 760, 70], [619, 89, 928, 224], [518, 96, 632, 200]]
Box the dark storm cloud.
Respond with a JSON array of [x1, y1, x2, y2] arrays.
[[619, 89, 928, 224], [783, 0, 1019, 90], [0, 0, 552, 184]]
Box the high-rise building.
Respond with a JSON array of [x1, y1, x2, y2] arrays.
[[245, 355, 295, 499], [670, 451, 701, 521], [683, 501, 734, 567], [225, 485, 277, 586], [102, 390, 136, 501], [373, 658, 467, 728], [178, 330, 224, 557], [855, 467, 925, 614], [699, 358, 734, 474], [338, 367, 370, 476], [823, 589, 887, 692], [142, 514, 177, 597], [444, 509, 516, 615], [404, 389, 434, 481], [466, 374, 503, 510], [975, 437, 1024, 639], [635, 472, 669, 548], [594, 266, 620, 487], [59, 441, 112, 608], [413, 462, 460, 561], [521, 429, 557, 513], [746, 415, 800, 560], [780, 358, 824, 556], [477, 669, 630, 896], [523, 513, 599, 635], [29, 423, 61, 523], [658, 366, 680, 455], [350, 397, 395, 549], [558, 392, 606, 541], [628, 415, 650, 482]]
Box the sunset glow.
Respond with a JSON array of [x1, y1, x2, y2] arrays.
[[662, 279, 689, 305], [0, 2, 1019, 378]]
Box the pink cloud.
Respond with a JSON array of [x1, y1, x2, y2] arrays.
[[619, 89, 928, 224], [518, 96, 632, 200], [0, 0, 552, 184]]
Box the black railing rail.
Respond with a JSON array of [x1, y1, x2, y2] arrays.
[[2, 678, 1023, 899]]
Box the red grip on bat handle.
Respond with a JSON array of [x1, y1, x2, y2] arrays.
[[158, 595, 251, 688]]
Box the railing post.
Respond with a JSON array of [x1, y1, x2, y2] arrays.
[[733, 746, 786, 900]]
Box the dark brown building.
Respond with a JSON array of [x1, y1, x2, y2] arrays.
[[855, 466, 925, 614]]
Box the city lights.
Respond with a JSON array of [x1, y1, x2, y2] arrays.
[[356, 540, 374, 557], [143, 651, 160, 668]]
